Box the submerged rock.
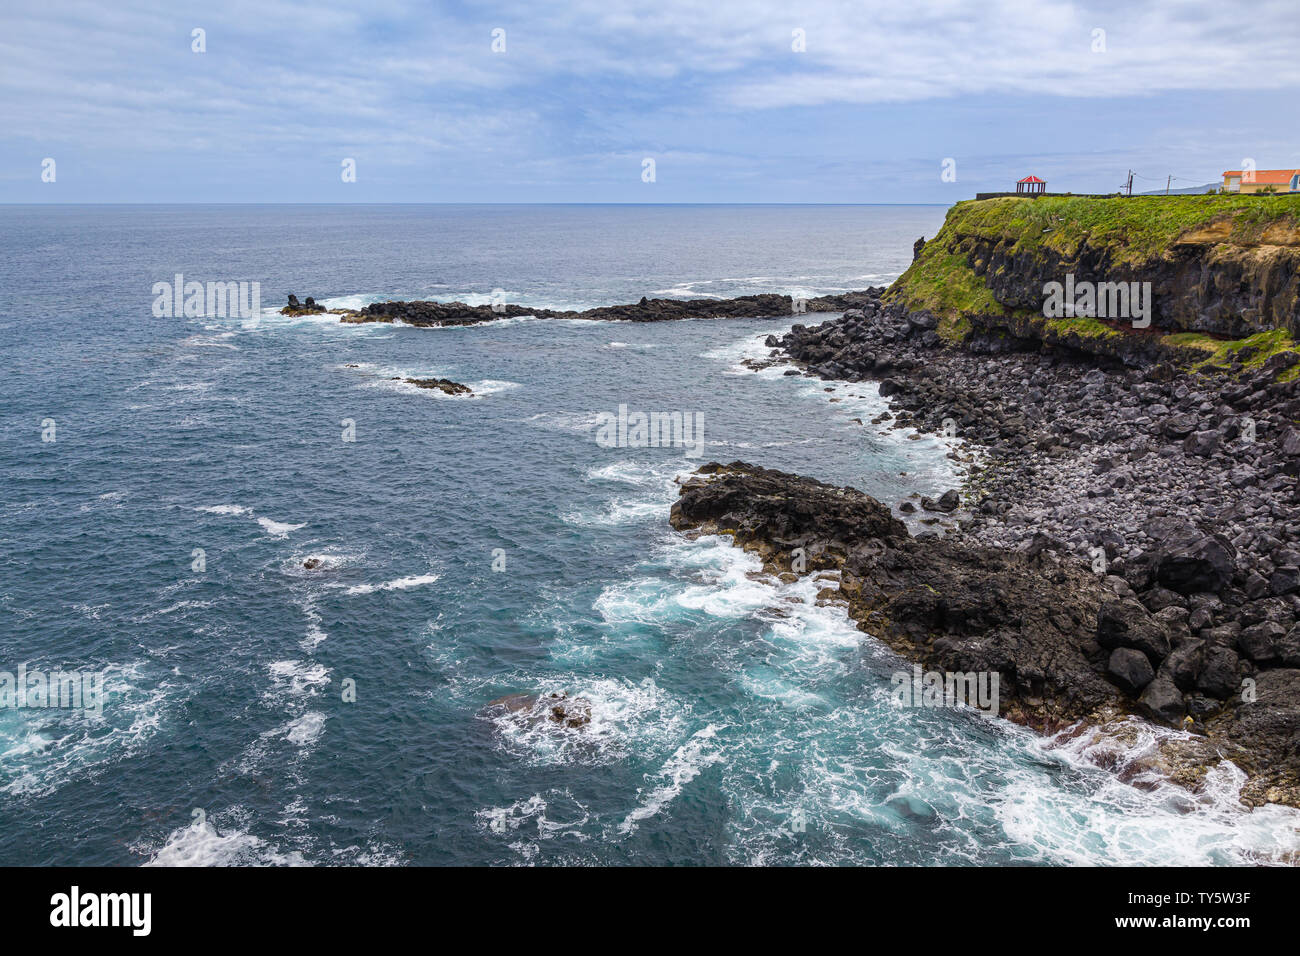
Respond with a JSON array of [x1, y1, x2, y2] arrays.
[[485, 692, 591, 730]]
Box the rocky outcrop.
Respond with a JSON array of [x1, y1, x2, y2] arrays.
[[400, 377, 472, 396], [671, 462, 1300, 806], [282, 294, 326, 316], [672, 462, 1135, 728], [286, 290, 884, 327], [670, 461, 907, 561]]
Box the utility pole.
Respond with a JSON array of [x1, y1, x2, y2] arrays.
[[1124, 169, 1133, 197], [1166, 175, 1172, 195]]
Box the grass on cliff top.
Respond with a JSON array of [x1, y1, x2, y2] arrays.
[[929, 193, 1300, 266]]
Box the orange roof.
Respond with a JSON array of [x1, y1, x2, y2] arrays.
[[1222, 169, 1299, 184], [1017, 175, 1046, 183]]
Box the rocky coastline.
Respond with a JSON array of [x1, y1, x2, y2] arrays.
[[678, 195, 1300, 808], [399, 377, 472, 396], [672, 459, 1299, 806], [685, 265, 1300, 806]]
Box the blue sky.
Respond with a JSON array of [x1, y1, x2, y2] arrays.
[[2, 0, 1298, 202]]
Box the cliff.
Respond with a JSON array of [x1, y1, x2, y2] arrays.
[[891, 195, 1300, 374]]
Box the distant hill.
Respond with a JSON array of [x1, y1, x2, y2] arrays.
[[1137, 183, 1219, 195]]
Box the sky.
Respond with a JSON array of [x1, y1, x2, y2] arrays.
[[2, 0, 1298, 203]]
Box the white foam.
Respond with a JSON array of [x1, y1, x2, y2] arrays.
[[602, 341, 660, 351], [302, 621, 327, 651], [0, 661, 178, 799], [523, 411, 599, 433], [673, 544, 775, 618], [284, 711, 327, 748], [477, 793, 550, 835], [661, 535, 863, 679], [646, 283, 727, 299], [318, 293, 377, 311], [490, 677, 689, 768], [471, 379, 522, 396], [340, 572, 439, 596], [475, 790, 593, 858], [257, 517, 306, 537], [564, 459, 694, 527], [132, 599, 215, 623], [584, 460, 673, 487], [561, 497, 669, 527], [181, 334, 239, 350], [593, 577, 678, 628], [266, 660, 331, 699], [289, 548, 362, 574], [619, 724, 724, 834], [196, 504, 250, 516], [195, 505, 310, 539], [997, 718, 1300, 865], [591, 535, 784, 631], [355, 363, 519, 400], [699, 328, 794, 376], [145, 820, 307, 867]]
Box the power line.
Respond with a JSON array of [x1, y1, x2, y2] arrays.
[[1131, 172, 1205, 183]]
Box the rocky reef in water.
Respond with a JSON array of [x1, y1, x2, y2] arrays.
[[281, 290, 884, 326], [398, 377, 472, 396], [282, 294, 327, 316], [485, 692, 592, 729]]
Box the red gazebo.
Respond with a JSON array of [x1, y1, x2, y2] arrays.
[[1016, 175, 1047, 195]]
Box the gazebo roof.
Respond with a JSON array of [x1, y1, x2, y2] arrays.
[[1017, 175, 1046, 183]]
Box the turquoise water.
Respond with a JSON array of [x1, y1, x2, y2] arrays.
[[2, 204, 1298, 865]]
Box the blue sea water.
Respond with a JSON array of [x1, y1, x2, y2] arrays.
[[2, 204, 1299, 866]]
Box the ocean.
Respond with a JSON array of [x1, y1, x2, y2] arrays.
[[2, 203, 1298, 865]]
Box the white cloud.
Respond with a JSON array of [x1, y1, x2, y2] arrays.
[[1, 0, 1296, 198]]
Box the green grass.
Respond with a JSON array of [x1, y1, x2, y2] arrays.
[[1162, 328, 1298, 372], [883, 250, 1006, 343], [1045, 316, 1123, 341], [931, 194, 1300, 266], [938, 314, 973, 344], [886, 250, 1000, 315]]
